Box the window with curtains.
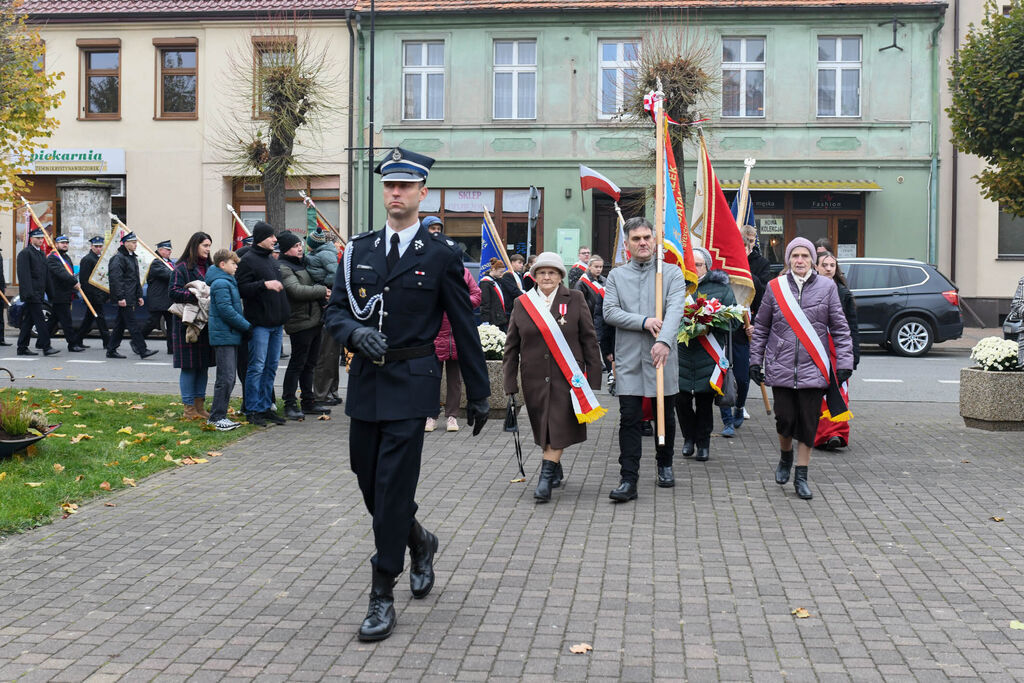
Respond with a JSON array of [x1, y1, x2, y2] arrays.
[[721, 36, 765, 118], [493, 39, 536, 119], [403, 41, 445, 120], [817, 36, 861, 117], [598, 39, 640, 118]]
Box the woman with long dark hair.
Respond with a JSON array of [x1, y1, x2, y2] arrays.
[[170, 231, 216, 420]]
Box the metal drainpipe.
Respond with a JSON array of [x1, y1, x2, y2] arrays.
[[929, 12, 945, 266], [950, 0, 960, 282], [355, 14, 365, 231], [346, 11, 356, 237]]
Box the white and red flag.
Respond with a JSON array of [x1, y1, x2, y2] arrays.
[[579, 165, 621, 201]]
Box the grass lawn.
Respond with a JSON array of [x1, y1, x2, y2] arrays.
[[0, 387, 256, 535]]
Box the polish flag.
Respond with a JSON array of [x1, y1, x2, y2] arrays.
[[579, 165, 621, 201], [232, 214, 250, 251]]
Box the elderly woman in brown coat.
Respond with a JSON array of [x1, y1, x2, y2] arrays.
[[503, 251, 604, 503]]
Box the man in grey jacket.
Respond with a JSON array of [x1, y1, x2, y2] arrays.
[[603, 217, 687, 501]]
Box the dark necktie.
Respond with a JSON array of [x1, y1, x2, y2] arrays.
[[387, 233, 401, 272]]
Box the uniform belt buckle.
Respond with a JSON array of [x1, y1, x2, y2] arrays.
[[372, 356, 386, 366]]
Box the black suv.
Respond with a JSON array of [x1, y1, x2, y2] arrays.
[[837, 257, 963, 357]]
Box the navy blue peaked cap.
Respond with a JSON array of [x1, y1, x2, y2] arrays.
[[89, 235, 105, 245], [375, 147, 434, 182]]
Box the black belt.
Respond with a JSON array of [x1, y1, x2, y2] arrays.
[[382, 343, 435, 363]]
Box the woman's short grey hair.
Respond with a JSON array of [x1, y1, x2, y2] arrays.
[[623, 217, 654, 235], [742, 225, 758, 240]]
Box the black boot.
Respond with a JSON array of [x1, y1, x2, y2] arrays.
[[794, 466, 813, 500], [695, 447, 709, 462], [776, 449, 794, 485], [682, 438, 695, 457], [283, 402, 304, 421], [301, 402, 333, 415], [534, 460, 557, 503], [551, 461, 564, 489], [358, 569, 397, 641], [407, 520, 438, 599]]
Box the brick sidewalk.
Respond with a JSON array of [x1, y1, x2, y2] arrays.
[[1, 400, 1023, 681]]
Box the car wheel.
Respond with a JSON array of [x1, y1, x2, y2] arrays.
[[890, 316, 933, 357]]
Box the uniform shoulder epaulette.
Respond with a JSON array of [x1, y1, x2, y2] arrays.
[[350, 230, 375, 241], [439, 237, 460, 252]]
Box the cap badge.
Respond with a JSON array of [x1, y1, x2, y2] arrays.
[[391, 149, 402, 161]]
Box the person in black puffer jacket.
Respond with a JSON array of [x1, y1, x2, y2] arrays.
[[235, 221, 291, 425]]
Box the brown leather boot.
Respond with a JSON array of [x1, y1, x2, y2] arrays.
[[182, 403, 199, 421], [193, 398, 210, 419]]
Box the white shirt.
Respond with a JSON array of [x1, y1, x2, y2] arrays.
[[512, 271, 524, 291], [792, 270, 811, 293], [534, 285, 558, 310], [385, 219, 419, 259]]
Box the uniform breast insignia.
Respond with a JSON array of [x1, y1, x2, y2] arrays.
[[358, 287, 367, 298], [446, 239, 455, 246], [558, 303, 567, 325], [356, 263, 373, 270], [374, 237, 381, 249], [415, 270, 425, 276], [414, 239, 424, 250]]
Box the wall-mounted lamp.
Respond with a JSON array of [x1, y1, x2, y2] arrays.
[[565, 188, 572, 199]]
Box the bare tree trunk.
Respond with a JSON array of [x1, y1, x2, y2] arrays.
[[263, 133, 293, 231]]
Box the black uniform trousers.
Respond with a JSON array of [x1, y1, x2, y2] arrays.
[[76, 298, 110, 347], [108, 305, 147, 354], [143, 310, 174, 352], [349, 416, 425, 578], [618, 394, 677, 484], [675, 391, 715, 449], [51, 302, 78, 348], [17, 302, 50, 351]]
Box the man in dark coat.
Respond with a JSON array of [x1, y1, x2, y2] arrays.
[[107, 232, 157, 359], [46, 235, 86, 352], [143, 239, 174, 353], [16, 228, 57, 356], [324, 147, 490, 642], [498, 253, 526, 314], [235, 221, 290, 426], [75, 235, 111, 349]]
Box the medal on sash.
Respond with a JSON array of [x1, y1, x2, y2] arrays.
[[558, 303, 567, 325]]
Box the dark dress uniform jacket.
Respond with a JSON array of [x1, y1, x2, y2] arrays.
[[324, 225, 489, 421], [78, 251, 108, 304], [16, 246, 48, 304], [502, 286, 603, 450], [46, 252, 78, 304], [146, 258, 173, 311], [108, 247, 143, 303]]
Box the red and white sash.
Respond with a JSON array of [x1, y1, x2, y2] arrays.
[[769, 277, 830, 383], [697, 334, 729, 395], [518, 289, 606, 424], [579, 274, 605, 299], [481, 275, 504, 310], [571, 261, 588, 273]]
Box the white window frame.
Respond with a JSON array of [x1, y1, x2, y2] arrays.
[[493, 39, 536, 120], [816, 35, 861, 118], [721, 36, 765, 118], [597, 39, 641, 119], [402, 40, 445, 121]]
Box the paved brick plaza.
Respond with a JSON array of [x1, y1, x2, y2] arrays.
[[0, 400, 1023, 681]]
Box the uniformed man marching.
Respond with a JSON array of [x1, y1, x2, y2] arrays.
[[324, 148, 491, 642], [75, 235, 111, 349], [46, 234, 87, 352], [16, 227, 57, 356]]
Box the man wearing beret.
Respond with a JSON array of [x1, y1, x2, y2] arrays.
[[324, 147, 491, 642], [16, 228, 58, 356], [46, 234, 86, 352]]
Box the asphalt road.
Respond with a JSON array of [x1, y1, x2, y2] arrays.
[[0, 332, 971, 403]]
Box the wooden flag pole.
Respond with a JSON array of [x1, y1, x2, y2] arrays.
[[21, 196, 99, 318], [482, 205, 515, 273], [735, 158, 756, 233], [299, 191, 347, 248], [653, 83, 667, 447], [110, 215, 173, 271]]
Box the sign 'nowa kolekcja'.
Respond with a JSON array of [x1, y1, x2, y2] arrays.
[[26, 148, 126, 175]]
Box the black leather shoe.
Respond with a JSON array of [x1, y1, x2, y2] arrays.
[[68, 345, 86, 352], [0, 341, 11, 346], [776, 450, 794, 485], [550, 461, 563, 489], [262, 410, 287, 425], [139, 349, 158, 359], [43, 348, 60, 357], [682, 439, 695, 457], [609, 480, 638, 502], [825, 436, 844, 451], [246, 412, 268, 427], [106, 350, 126, 359], [640, 421, 653, 437], [78, 343, 90, 349], [408, 520, 438, 599], [301, 403, 332, 415], [656, 465, 675, 487], [695, 447, 709, 462], [358, 569, 397, 641], [17, 349, 37, 356], [283, 404, 305, 421], [327, 393, 343, 405], [794, 465, 813, 500], [534, 459, 557, 503]]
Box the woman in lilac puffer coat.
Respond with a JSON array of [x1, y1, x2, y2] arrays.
[[750, 237, 854, 501]]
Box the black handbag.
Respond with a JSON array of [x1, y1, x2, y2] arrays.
[[713, 327, 738, 408]]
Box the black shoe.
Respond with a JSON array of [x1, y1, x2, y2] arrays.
[[327, 393, 343, 405], [408, 520, 438, 599], [0, 341, 11, 346], [301, 403, 332, 415], [43, 348, 60, 357], [17, 349, 37, 356], [776, 449, 794, 485], [825, 436, 844, 451], [534, 460, 557, 503], [657, 465, 675, 488], [358, 569, 397, 642], [106, 350, 126, 359], [609, 480, 638, 502], [550, 461, 563, 489], [262, 410, 287, 425], [640, 421, 653, 437], [139, 349, 158, 359], [68, 345, 86, 352], [284, 404, 305, 421], [794, 465, 813, 500], [682, 438, 695, 458], [246, 412, 268, 427], [695, 447, 709, 462], [280, 351, 290, 359], [78, 343, 90, 349]]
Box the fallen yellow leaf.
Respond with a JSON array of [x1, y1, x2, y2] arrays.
[[207, 451, 222, 457], [318, 414, 331, 421], [75, 475, 84, 482], [53, 463, 65, 473], [117, 426, 133, 434], [25, 375, 35, 379], [99, 481, 111, 491], [60, 502, 78, 514], [74, 424, 87, 428], [177, 438, 192, 445], [71, 411, 81, 416], [164, 454, 175, 462], [46, 408, 62, 414], [70, 434, 93, 444], [96, 387, 107, 391], [117, 440, 129, 449], [104, 502, 116, 507], [509, 477, 526, 483], [122, 477, 136, 487], [129, 404, 145, 410], [160, 426, 176, 432], [51, 367, 62, 370], [192, 458, 208, 464], [569, 643, 593, 654], [139, 454, 151, 463], [104, 399, 115, 406], [0, 472, 6, 481], [791, 607, 811, 619], [24, 482, 43, 488], [49, 433, 67, 438], [180, 430, 190, 435], [992, 516, 1005, 522], [105, 461, 119, 467], [1011, 620, 1024, 630]]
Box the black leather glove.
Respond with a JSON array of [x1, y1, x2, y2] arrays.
[[835, 368, 853, 384], [749, 365, 764, 386], [466, 398, 490, 436], [349, 327, 388, 361]]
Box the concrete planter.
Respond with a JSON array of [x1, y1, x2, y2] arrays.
[[440, 359, 523, 417], [960, 367, 1024, 431]]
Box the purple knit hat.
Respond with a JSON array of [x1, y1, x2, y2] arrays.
[[784, 237, 816, 264]]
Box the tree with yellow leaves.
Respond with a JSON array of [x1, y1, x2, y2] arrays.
[[0, 0, 64, 205]]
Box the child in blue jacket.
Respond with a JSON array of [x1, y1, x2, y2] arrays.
[[205, 249, 252, 430]]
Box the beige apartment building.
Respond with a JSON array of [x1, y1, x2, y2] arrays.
[[5, 0, 356, 285]]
